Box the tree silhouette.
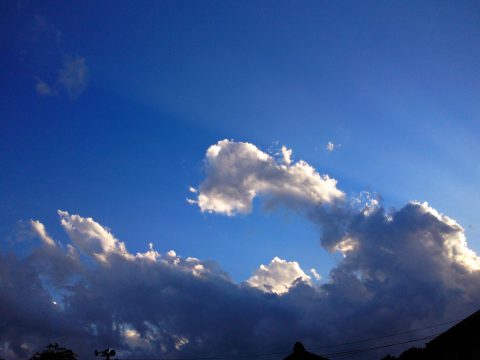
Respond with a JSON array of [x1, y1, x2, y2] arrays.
[[381, 347, 431, 360], [29, 343, 77, 360]]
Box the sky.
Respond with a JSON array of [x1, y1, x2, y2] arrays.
[[1, 1, 480, 359]]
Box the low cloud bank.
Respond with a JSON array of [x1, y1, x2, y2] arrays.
[[2, 140, 480, 360]]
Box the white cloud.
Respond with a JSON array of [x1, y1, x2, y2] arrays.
[[413, 201, 480, 272], [192, 140, 344, 216], [281, 146, 293, 165], [30, 219, 56, 246], [58, 209, 132, 263], [174, 336, 189, 350], [310, 268, 321, 280], [333, 237, 358, 256], [120, 323, 153, 349], [247, 257, 311, 294]]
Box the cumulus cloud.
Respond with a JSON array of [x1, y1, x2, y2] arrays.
[[58, 210, 132, 263], [3, 141, 480, 360], [247, 257, 312, 294], [188, 140, 480, 349], [2, 203, 480, 360], [189, 140, 344, 215], [1, 212, 238, 359]]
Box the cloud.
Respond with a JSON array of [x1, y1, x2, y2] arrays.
[[57, 56, 89, 99], [34, 57, 90, 100], [192, 142, 480, 272], [189, 140, 344, 215], [58, 210, 132, 263], [281, 146, 293, 165], [28, 15, 89, 100], [247, 257, 312, 294], [32, 15, 62, 43], [326, 141, 342, 152], [309, 268, 321, 280], [188, 140, 480, 349], [2, 203, 480, 360], [34, 77, 54, 96], [30, 219, 56, 246], [3, 141, 480, 360]]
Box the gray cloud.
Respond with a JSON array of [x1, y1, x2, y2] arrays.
[[2, 141, 480, 360]]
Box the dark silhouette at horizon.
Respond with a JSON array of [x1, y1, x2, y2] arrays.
[[382, 309, 480, 359], [283, 342, 329, 360], [29, 343, 77, 360]]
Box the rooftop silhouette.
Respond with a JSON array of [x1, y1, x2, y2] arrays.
[[283, 342, 329, 360]]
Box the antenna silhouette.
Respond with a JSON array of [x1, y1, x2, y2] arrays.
[[95, 348, 117, 360]]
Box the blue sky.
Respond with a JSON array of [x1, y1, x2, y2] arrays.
[[2, 0, 479, 280], [1, 2, 480, 358]]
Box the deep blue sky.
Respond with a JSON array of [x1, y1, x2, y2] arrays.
[[1, 0, 480, 281]]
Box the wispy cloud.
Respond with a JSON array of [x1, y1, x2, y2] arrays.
[[33, 56, 90, 99], [30, 219, 56, 246], [32, 15, 62, 43], [34, 77, 54, 96], [326, 141, 340, 152], [309, 268, 321, 280], [28, 15, 89, 100], [57, 55, 89, 99]]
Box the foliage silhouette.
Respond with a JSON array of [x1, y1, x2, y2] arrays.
[[381, 347, 431, 360], [29, 343, 77, 360]]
